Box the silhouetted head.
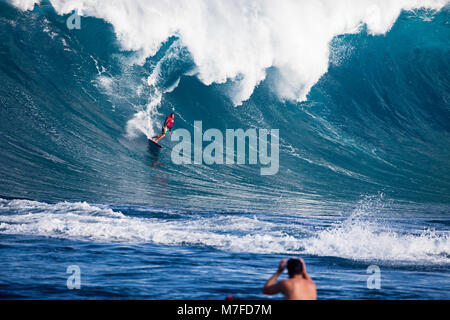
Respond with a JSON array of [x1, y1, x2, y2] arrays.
[[287, 259, 303, 277], [171, 112, 175, 118]]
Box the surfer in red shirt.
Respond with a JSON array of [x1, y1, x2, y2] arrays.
[[153, 113, 175, 144]]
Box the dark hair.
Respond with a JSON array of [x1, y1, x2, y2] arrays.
[[171, 112, 175, 117], [287, 259, 303, 276]]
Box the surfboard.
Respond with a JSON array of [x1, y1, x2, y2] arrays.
[[149, 139, 163, 148]]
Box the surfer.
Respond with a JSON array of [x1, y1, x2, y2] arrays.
[[153, 113, 175, 144], [262, 258, 317, 300]]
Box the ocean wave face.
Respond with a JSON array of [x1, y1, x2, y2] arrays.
[[0, 0, 448, 208], [0, 0, 449, 299]]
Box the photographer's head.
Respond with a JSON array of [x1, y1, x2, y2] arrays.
[[287, 259, 303, 278]]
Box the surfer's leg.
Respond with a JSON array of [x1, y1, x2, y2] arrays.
[[155, 126, 168, 143], [155, 134, 165, 143]]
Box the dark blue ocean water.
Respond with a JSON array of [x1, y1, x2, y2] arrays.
[[0, 1, 449, 299]]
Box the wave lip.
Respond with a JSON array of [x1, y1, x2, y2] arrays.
[[9, 0, 449, 105]]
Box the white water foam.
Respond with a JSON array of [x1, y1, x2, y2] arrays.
[[1, 198, 448, 265], [10, 0, 448, 106], [0, 198, 303, 253], [303, 197, 450, 265], [125, 91, 162, 140], [125, 42, 185, 139], [304, 220, 450, 265]]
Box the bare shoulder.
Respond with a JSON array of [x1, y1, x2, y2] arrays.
[[294, 277, 316, 289], [303, 278, 316, 287], [277, 279, 291, 290]]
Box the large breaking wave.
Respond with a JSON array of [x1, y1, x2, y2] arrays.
[[0, 0, 449, 209], [9, 0, 449, 105]]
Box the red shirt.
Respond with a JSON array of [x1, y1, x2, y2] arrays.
[[165, 116, 174, 129]]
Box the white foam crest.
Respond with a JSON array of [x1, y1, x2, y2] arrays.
[[2, 199, 448, 264], [303, 197, 450, 265], [0, 198, 125, 217], [10, 0, 448, 105], [304, 222, 450, 264], [0, 199, 303, 253]]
